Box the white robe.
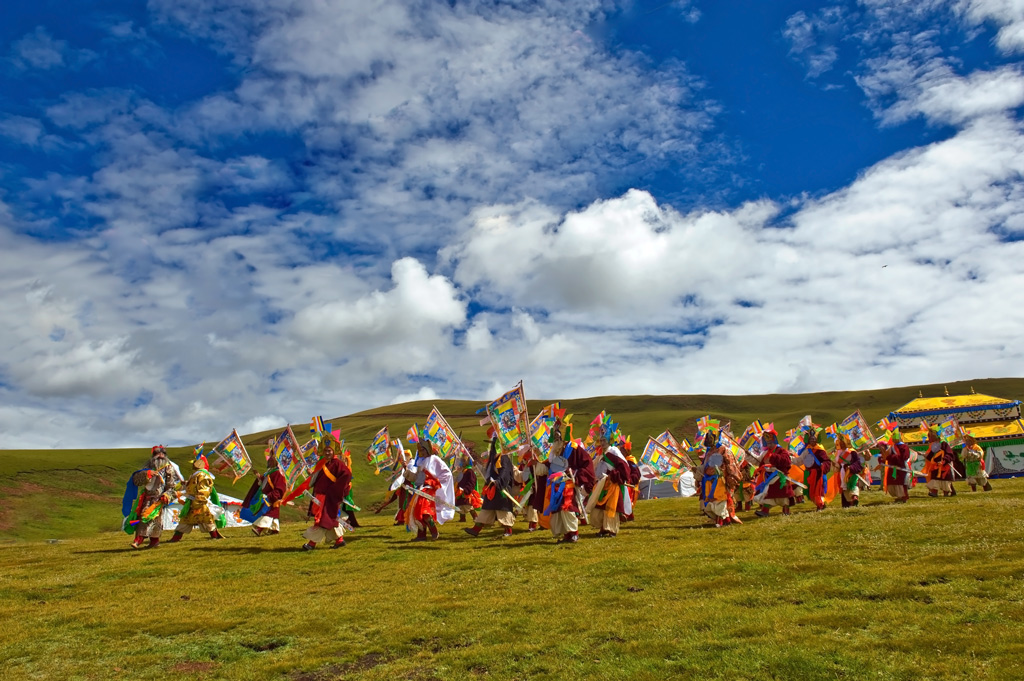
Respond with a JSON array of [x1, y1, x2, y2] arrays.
[[407, 454, 456, 525]]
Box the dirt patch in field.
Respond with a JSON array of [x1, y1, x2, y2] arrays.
[[171, 661, 218, 673], [291, 653, 391, 681]]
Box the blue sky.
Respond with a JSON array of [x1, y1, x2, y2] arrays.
[[2, 0, 1024, 448]]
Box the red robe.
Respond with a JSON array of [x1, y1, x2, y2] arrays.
[[884, 443, 912, 487], [308, 457, 352, 529], [925, 442, 955, 482], [567, 444, 596, 495], [763, 446, 794, 500]]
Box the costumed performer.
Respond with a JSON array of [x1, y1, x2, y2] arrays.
[[404, 440, 455, 541], [961, 433, 992, 492], [521, 447, 549, 532], [623, 441, 641, 522], [698, 440, 731, 527], [124, 445, 184, 549], [590, 444, 632, 537], [243, 452, 287, 536], [881, 431, 912, 503], [924, 427, 957, 497], [799, 428, 832, 511], [168, 453, 225, 542], [465, 438, 517, 538], [297, 436, 352, 550], [754, 428, 795, 517], [453, 451, 482, 522], [832, 434, 863, 508], [545, 424, 583, 543]]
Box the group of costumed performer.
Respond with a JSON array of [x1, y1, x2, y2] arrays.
[[123, 445, 184, 549], [168, 452, 227, 542]]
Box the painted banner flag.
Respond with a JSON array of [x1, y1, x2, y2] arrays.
[[483, 382, 531, 454], [640, 437, 689, 480], [310, 415, 325, 436], [424, 407, 470, 467], [655, 430, 682, 454], [530, 402, 566, 460], [784, 427, 807, 458], [367, 426, 392, 472], [921, 416, 962, 446], [209, 429, 252, 482], [719, 430, 747, 463], [272, 426, 307, 491], [839, 410, 876, 449], [300, 437, 320, 472], [737, 421, 765, 458]]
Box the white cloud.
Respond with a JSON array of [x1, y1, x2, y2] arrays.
[[956, 0, 1024, 53], [9, 26, 95, 71], [291, 257, 466, 374], [390, 387, 439, 405], [783, 6, 847, 78]]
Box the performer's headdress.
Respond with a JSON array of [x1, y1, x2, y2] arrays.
[[150, 445, 169, 469]]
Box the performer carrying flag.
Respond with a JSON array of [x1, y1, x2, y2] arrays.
[[465, 438, 517, 538], [295, 437, 352, 551], [590, 444, 632, 537], [881, 431, 912, 504], [800, 428, 832, 511], [924, 426, 957, 497], [833, 434, 864, 508], [243, 452, 287, 536], [404, 440, 455, 541], [453, 451, 482, 523], [754, 429, 795, 517]]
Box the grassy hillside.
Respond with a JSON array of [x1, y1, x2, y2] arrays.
[[2, 377, 1022, 541], [0, 482, 1022, 681]]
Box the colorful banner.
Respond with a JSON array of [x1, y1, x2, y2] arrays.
[[209, 429, 252, 482], [839, 410, 877, 449], [654, 430, 683, 454], [300, 437, 320, 472], [529, 402, 566, 460], [719, 430, 747, 463], [920, 416, 962, 447], [367, 426, 392, 471], [640, 437, 689, 480], [423, 407, 470, 467], [737, 421, 765, 459], [162, 494, 250, 529], [483, 382, 531, 454], [272, 426, 307, 491]]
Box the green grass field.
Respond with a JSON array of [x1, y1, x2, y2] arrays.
[[2, 378, 1023, 680], [0, 482, 1022, 681]]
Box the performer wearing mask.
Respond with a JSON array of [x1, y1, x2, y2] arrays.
[[168, 454, 225, 542], [125, 445, 184, 549]]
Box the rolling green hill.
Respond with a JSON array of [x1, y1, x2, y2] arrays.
[[2, 376, 1022, 541]]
